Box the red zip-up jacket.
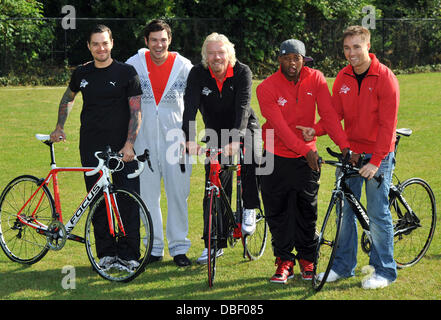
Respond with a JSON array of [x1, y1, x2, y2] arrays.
[[256, 66, 349, 158], [329, 53, 399, 167]]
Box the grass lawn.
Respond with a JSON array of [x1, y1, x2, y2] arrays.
[[0, 72, 440, 301]]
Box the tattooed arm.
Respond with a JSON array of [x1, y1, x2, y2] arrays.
[[50, 87, 77, 142], [119, 95, 142, 162]]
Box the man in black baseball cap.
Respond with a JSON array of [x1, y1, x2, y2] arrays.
[[256, 38, 349, 284]]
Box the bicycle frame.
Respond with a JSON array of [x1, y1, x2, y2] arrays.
[[17, 139, 127, 246], [205, 148, 242, 240], [333, 154, 421, 240], [313, 128, 435, 291]]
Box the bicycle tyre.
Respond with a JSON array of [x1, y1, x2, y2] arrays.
[[391, 177, 436, 268], [0, 175, 53, 264], [207, 191, 217, 288], [244, 208, 267, 260], [85, 187, 153, 282], [312, 195, 343, 291]]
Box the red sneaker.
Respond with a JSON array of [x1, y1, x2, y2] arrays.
[[298, 258, 314, 281], [270, 257, 294, 284]]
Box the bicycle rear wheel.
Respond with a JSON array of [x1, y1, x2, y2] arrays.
[[312, 196, 343, 291], [207, 191, 218, 288], [391, 178, 436, 268], [244, 208, 267, 260], [0, 175, 53, 264], [85, 187, 153, 282]]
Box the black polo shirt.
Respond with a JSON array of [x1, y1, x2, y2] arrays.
[[69, 60, 142, 154]]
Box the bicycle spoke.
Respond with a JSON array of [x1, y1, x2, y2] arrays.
[[0, 176, 52, 264], [391, 178, 436, 268], [85, 188, 153, 282]]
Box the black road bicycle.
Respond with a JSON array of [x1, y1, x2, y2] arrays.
[[204, 147, 268, 288], [312, 128, 437, 291]]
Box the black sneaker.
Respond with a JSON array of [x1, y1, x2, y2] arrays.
[[173, 254, 192, 267], [147, 255, 163, 264]]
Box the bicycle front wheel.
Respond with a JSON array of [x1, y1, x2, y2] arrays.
[[312, 196, 343, 291], [0, 175, 53, 264], [391, 178, 436, 268], [85, 188, 153, 282], [244, 208, 267, 260], [207, 191, 218, 288]]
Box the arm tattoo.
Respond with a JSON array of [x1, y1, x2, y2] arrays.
[[57, 87, 76, 128], [127, 95, 142, 144]]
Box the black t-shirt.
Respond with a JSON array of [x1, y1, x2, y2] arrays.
[[69, 60, 142, 154], [354, 66, 370, 90]]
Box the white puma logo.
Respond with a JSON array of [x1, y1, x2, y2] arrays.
[[80, 79, 88, 88], [110, 81, 116, 86]]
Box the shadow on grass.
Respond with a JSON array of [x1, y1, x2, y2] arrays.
[[0, 257, 345, 300]]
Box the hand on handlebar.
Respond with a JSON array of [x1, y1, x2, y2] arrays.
[[223, 141, 241, 157], [359, 162, 379, 180], [118, 142, 135, 162], [186, 141, 202, 155]]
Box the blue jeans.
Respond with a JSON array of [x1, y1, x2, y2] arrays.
[[331, 152, 397, 281]]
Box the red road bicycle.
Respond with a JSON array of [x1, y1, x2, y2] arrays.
[[204, 147, 267, 287], [0, 134, 154, 282]]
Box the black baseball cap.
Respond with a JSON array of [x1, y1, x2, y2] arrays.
[[279, 39, 313, 62]]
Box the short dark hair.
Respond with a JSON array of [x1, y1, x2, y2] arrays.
[[143, 19, 172, 41], [343, 25, 371, 43], [88, 24, 113, 43]]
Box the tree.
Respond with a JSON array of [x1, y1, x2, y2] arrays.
[[0, 0, 55, 76]]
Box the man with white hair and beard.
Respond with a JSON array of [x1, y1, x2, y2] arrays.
[[182, 32, 262, 264]]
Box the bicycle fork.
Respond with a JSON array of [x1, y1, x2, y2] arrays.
[[103, 186, 126, 238]]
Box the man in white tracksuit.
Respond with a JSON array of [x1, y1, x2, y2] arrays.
[[126, 19, 193, 267]]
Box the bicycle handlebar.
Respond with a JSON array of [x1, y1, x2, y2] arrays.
[[85, 147, 152, 178], [322, 147, 383, 186]]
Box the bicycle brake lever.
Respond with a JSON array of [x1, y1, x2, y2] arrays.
[[374, 174, 384, 188], [318, 157, 323, 166], [133, 149, 154, 172], [179, 144, 186, 173], [127, 149, 151, 179]]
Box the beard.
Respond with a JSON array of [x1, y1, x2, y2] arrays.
[[93, 52, 111, 63]]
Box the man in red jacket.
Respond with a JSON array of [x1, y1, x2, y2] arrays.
[[256, 39, 349, 284], [317, 26, 399, 289]]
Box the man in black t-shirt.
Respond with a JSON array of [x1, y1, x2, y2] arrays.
[[50, 25, 143, 271]]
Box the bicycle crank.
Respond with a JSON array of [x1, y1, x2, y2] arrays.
[[361, 231, 372, 254], [46, 220, 67, 251]]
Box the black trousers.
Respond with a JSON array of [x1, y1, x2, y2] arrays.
[[261, 153, 320, 262], [81, 149, 140, 261]]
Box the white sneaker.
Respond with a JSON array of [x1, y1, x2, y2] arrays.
[[196, 248, 224, 265], [362, 272, 394, 289], [98, 256, 117, 271], [242, 209, 256, 235], [317, 269, 342, 282]]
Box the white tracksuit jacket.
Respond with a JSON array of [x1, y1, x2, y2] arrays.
[[126, 49, 192, 257]]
